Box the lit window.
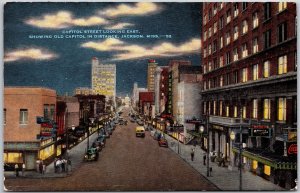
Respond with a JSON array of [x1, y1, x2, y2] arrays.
[[220, 55, 224, 67], [253, 64, 259, 80], [204, 14, 207, 25], [253, 99, 258, 119], [242, 20, 248, 34], [220, 36, 224, 49], [208, 27, 212, 38], [208, 44, 212, 55], [234, 106, 238, 118], [19, 109, 28, 125], [263, 61, 270, 78], [214, 22, 218, 34], [253, 38, 258, 54], [208, 101, 211, 114], [233, 26, 239, 40], [204, 31, 207, 41], [203, 64, 207, 73], [213, 3, 218, 15], [263, 98, 271, 120], [242, 44, 248, 58], [220, 76, 224, 87], [226, 10, 231, 24], [278, 98, 287, 121], [234, 3, 239, 17], [253, 12, 259, 29], [203, 81, 207, 90], [226, 32, 231, 45], [219, 101, 223, 116], [208, 62, 212, 71], [278, 2, 287, 12], [208, 80, 211, 89], [233, 48, 238, 61], [213, 101, 216, 115], [226, 106, 229, 117], [278, 55, 287, 74], [220, 3, 224, 9], [242, 106, 247, 118], [204, 47, 207, 58], [242, 68, 248, 82]]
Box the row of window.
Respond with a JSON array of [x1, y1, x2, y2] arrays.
[[203, 97, 294, 121], [203, 54, 295, 90], [204, 2, 287, 26], [203, 21, 292, 60]]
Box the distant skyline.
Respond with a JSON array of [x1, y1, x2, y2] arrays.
[[4, 2, 202, 97]]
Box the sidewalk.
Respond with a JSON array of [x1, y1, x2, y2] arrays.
[[4, 132, 99, 179], [161, 131, 285, 191]]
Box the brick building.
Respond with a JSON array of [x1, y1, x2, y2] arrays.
[[138, 91, 155, 120], [201, 2, 296, 189], [4, 87, 57, 170]]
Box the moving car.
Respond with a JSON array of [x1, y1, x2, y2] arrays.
[[84, 148, 99, 161], [158, 138, 168, 147], [135, 126, 145, 137]]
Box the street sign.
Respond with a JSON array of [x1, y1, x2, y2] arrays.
[[250, 125, 271, 137]]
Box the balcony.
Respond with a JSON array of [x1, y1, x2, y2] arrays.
[[209, 115, 249, 127]]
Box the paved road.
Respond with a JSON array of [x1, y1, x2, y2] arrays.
[[4, 108, 218, 191]]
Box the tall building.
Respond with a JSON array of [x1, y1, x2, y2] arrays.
[[147, 59, 158, 91], [202, 2, 296, 189], [91, 57, 116, 101], [132, 82, 148, 110], [74, 87, 93, 95]]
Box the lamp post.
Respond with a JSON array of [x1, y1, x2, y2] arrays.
[[230, 128, 243, 190], [200, 126, 204, 149], [200, 114, 210, 177]]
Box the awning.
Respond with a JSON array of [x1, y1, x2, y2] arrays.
[[232, 147, 297, 170]]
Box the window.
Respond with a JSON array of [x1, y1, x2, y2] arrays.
[[234, 26, 239, 40], [234, 3, 239, 17], [208, 101, 211, 115], [203, 81, 207, 90], [213, 3, 218, 15], [233, 70, 239, 83], [226, 52, 231, 65], [203, 102, 207, 114], [19, 109, 28, 125], [220, 75, 224, 87], [204, 47, 207, 58], [213, 101, 216, 115], [278, 2, 287, 12], [208, 27, 212, 38], [226, 106, 229, 117], [213, 40, 217, 52], [242, 106, 247, 118], [203, 31, 207, 41], [242, 67, 248, 82], [242, 2, 248, 11], [277, 98, 286, 121], [278, 22, 287, 43], [226, 10, 231, 24], [264, 3, 271, 20], [220, 36, 224, 49], [253, 12, 259, 29], [220, 55, 224, 67], [233, 48, 238, 61], [213, 22, 217, 34], [208, 44, 212, 55], [44, 104, 49, 119], [264, 30, 271, 49], [253, 99, 258, 119], [204, 14, 207, 25], [253, 64, 258, 80], [263, 99, 271, 120], [203, 64, 207, 73], [220, 3, 224, 10], [226, 32, 231, 45], [219, 101, 223, 116], [208, 80, 211, 89], [263, 61, 270, 78], [4, 108, 6, 124], [213, 58, 218, 69], [253, 38, 258, 54], [208, 61, 212, 71], [242, 43, 248, 58], [225, 73, 230, 85], [242, 20, 248, 34], [278, 55, 287, 74], [220, 16, 224, 29], [209, 9, 212, 20], [50, 104, 55, 120], [234, 106, 238, 118]]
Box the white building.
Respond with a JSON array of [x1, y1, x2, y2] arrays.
[[124, 95, 130, 107], [91, 57, 116, 106], [132, 82, 147, 110]]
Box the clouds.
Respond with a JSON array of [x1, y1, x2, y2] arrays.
[[101, 2, 161, 17], [4, 48, 57, 62], [104, 23, 134, 30], [81, 38, 201, 61], [25, 11, 108, 29]]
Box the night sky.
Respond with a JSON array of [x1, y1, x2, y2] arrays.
[[4, 2, 202, 97]]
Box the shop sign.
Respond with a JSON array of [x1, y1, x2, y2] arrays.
[[171, 125, 184, 132], [288, 131, 297, 142], [212, 125, 224, 131], [288, 143, 297, 155], [250, 125, 270, 137], [186, 119, 202, 124], [41, 123, 53, 128]]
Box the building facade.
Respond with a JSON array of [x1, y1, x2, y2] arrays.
[[91, 57, 116, 100], [132, 82, 148, 110], [147, 59, 158, 92], [74, 87, 93, 95], [4, 87, 57, 170], [202, 2, 296, 189]]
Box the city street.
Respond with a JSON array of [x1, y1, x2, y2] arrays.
[[4, 108, 218, 191]]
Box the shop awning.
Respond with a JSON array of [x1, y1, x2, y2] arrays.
[[232, 147, 297, 170]]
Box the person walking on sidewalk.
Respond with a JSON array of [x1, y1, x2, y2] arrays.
[[42, 163, 46, 174], [14, 164, 19, 177], [22, 163, 25, 176], [39, 161, 43, 174], [191, 147, 195, 161]]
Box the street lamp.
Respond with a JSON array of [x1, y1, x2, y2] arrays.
[[230, 129, 242, 191], [200, 125, 204, 149], [200, 121, 210, 177]]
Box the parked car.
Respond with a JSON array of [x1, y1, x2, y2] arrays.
[[96, 135, 106, 147], [84, 148, 99, 161], [158, 138, 168, 147], [153, 131, 162, 141], [91, 141, 102, 152]]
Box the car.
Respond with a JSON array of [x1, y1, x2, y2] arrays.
[[4, 163, 15, 171], [153, 131, 163, 141], [135, 126, 145, 137], [84, 148, 99, 161], [158, 138, 168, 147], [91, 141, 102, 152]]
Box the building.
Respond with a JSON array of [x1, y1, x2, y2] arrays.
[[124, 95, 130, 107], [202, 2, 296, 189], [138, 91, 155, 120], [74, 87, 93, 95], [132, 82, 148, 110], [159, 67, 169, 115], [4, 87, 57, 170], [91, 57, 116, 105], [147, 59, 158, 91]]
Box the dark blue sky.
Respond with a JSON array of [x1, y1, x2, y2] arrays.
[[4, 2, 202, 97]]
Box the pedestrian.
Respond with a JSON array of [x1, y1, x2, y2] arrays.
[[191, 147, 195, 161], [36, 159, 40, 172], [42, 163, 46, 174], [54, 158, 58, 173], [203, 154, 206, 165], [14, 164, 19, 177], [22, 163, 25, 176], [39, 161, 43, 174], [61, 159, 66, 172], [56, 158, 62, 173]]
